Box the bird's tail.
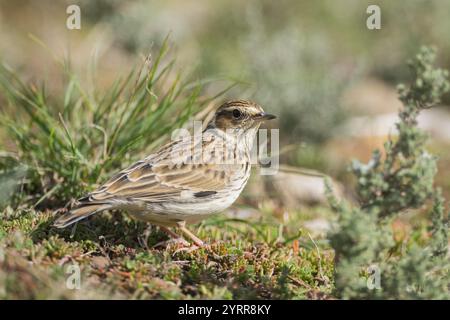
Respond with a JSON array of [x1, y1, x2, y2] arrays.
[[53, 201, 111, 228]]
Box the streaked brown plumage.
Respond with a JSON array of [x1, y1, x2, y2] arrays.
[[54, 100, 276, 246]]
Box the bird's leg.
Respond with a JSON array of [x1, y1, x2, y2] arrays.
[[138, 225, 152, 250], [159, 226, 184, 240], [177, 222, 205, 247], [153, 226, 190, 248]]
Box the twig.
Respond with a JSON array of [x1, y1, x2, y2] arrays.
[[308, 232, 326, 283], [287, 275, 312, 290]]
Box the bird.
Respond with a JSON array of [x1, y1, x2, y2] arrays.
[[54, 100, 276, 247]]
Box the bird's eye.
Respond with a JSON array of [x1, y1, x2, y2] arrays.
[[232, 109, 242, 119]]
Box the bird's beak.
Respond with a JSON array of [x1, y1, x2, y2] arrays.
[[254, 112, 277, 121]]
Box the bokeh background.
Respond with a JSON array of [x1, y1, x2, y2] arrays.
[[1, 0, 450, 215]]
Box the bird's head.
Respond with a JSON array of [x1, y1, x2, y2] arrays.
[[210, 100, 276, 132]]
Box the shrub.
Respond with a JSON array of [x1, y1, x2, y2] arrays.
[[328, 46, 450, 299]]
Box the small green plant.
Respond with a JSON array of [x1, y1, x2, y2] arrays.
[[0, 38, 228, 209], [328, 46, 450, 299]]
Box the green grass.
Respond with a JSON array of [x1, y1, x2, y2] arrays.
[[0, 36, 233, 209]]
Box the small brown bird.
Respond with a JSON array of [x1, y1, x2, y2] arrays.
[[54, 100, 276, 247]]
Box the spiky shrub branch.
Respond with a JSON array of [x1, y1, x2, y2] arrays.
[[0, 38, 229, 208], [328, 47, 450, 299]]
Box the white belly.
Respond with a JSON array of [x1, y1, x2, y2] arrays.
[[122, 174, 249, 227]]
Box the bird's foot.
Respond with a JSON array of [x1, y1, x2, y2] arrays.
[[153, 237, 190, 249], [173, 242, 211, 254]]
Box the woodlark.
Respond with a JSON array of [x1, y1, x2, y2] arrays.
[[54, 100, 276, 247]]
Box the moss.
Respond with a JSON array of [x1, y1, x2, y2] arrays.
[[0, 205, 334, 299]]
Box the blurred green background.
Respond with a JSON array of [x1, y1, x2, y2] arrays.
[[1, 0, 450, 193]]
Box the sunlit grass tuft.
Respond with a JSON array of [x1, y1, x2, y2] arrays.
[[0, 38, 229, 209]]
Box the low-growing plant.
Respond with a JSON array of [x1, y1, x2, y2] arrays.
[[328, 46, 450, 299]]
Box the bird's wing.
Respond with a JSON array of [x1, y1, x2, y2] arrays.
[[85, 135, 239, 203]]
